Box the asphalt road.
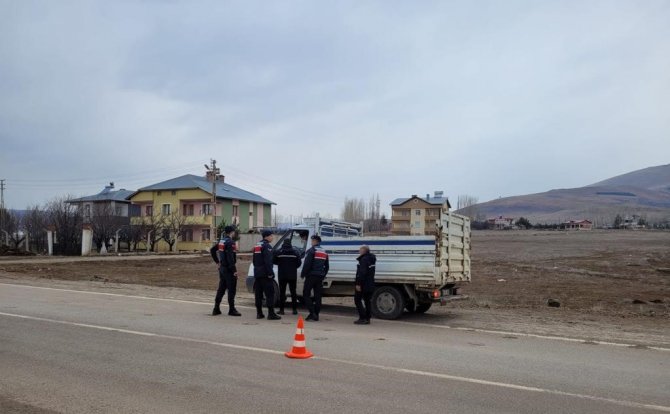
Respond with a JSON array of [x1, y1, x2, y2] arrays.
[[0, 283, 668, 414]]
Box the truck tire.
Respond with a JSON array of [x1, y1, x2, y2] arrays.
[[371, 286, 406, 320], [415, 303, 432, 314]]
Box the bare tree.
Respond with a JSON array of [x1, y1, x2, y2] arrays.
[[457, 194, 479, 220], [364, 193, 382, 232], [23, 205, 48, 253], [89, 204, 126, 252], [126, 224, 145, 251], [143, 213, 166, 252], [0, 207, 24, 249], [161, 209, 192, 252], [341, 197, 366, 223], [46, 195, 83, 255]]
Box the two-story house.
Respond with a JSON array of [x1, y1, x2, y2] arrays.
[[390, 191, 451, 236], [68, 182, 136, 225], [127, 174, 274, 251]]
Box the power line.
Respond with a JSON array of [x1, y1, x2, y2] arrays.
[[222, 164, 344, 201], [6, 159, 204, 184]]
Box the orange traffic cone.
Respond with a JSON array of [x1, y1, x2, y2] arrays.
[[285, 316, 314, 359]]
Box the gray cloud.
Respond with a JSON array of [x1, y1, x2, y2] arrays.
[[1, 0, 668, 216]]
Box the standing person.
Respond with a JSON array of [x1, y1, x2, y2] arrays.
[[301, 235, 329, 322], [209, 226, 241, 316], [253, 230, 281, 320], [273, 239, 302, 315], [354, 245, 376, 325]]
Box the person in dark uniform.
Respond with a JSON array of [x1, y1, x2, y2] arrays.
[[301, 235, 329, 322], [354, 245, 376, 325], [273, 239, 302, 315], [209, 225, 241, 316], [253, 230, 281, 320]]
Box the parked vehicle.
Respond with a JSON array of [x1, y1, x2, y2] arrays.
[[246, 213, 471, 319]]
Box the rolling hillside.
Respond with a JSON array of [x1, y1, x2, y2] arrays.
[[461, 164, 670, 225]]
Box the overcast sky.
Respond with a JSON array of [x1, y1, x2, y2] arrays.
[[1, 0, 668, 217]]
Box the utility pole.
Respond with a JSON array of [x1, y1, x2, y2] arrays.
[[0, 179, 5, 210], [0, 179, 5, 246], [204, 160, 220, 241]]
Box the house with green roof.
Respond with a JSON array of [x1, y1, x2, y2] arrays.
[[128, 174, 274, 252]]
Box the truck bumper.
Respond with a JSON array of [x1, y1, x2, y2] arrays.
[[439, 294, 469, 305]]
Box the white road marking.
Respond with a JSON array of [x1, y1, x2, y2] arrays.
[[0, 311, 283, 356], [1, 282, 668, 352], [1, 310, 669, 413]]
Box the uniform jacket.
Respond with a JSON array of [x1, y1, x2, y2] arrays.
[[301, 244, 329, 279], [210, 236, 237, 273], [253, 239, 275, 278], [273, 243, 302, 281], [356, 252, 377, 292]]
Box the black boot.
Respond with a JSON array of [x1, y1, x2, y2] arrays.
[[278, 309, 285, 315], [257, 313, 265, 319], [268, 312, 281, 320], [212, 307, 222, 316], [228, 309, 241, 316]]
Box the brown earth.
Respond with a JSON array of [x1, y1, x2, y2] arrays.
[[1, 230, 668, 346], [0, 255, 241, 290], [457, 230, 670, 318]]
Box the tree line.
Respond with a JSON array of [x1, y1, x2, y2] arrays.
[[0, 195, 196, 255], [341, 194, 389, 233]]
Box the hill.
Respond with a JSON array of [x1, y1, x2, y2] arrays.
[[589, 164, 670, 191], [461, 164, 670, 226]]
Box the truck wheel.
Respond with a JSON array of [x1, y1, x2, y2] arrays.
[[371, 286, 406, 320], [415, 303, 432, 314]]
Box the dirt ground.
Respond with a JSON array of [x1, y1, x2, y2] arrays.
[[1, 230, 669, 346]]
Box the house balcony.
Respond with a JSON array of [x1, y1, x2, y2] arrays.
[[131, 215, 216, 226], [391, 215, 411, 221]]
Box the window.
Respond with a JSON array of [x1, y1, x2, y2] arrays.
[[202, 204, 212, 215], [162, 204, 171, 215], [182, 229, 193, 242], [145, 205, 153, 216], [157, 191, 162, 196], [84, 205, 91, 218], [201, 229, 211, 241], [232, 205, 239, 218], [171, 190, 177, 196], [274, 230, 309, 256], [415, 209, 422, 216], [183, 204, 194, 216]]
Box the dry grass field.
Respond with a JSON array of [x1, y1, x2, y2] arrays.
[[456, 230, 670, 318]]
